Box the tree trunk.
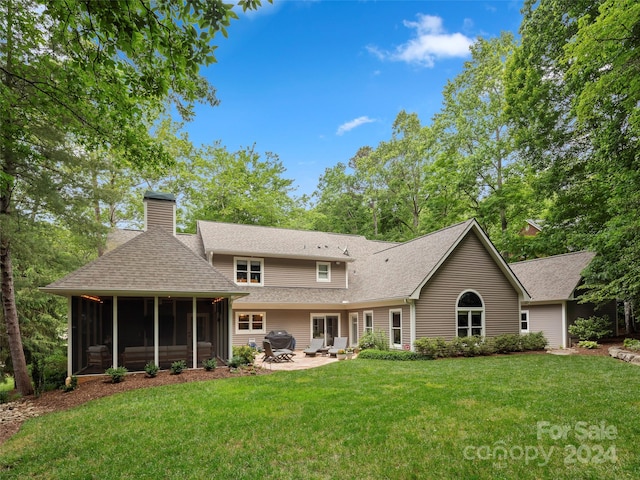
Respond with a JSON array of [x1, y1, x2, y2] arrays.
[[0, 239, 33, 396]]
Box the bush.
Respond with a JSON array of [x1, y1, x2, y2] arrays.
[[521, 332, 549, 351], [105, 367, 128, 383], [577, 340, 600, 349], [357, 349, 429, 361], [227, 356, 245, 369], [414, 337, 453, 358], [170, 360, 187, 375], [358, 330, 389, 351], [568, 315, 612, 341], [232, 346, 256, 365], [202, 358, 217, 371], [623, 338, 640, 351], [61, 376, 78, 393], [144, 362, 159, 378], [0, 390, 9, 404], [493, 334, 523, 354]]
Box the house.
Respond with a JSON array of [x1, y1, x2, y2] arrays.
[[510, 251, 618, 348], [44, 192, 530, 376], [519, 219, 543, 237]]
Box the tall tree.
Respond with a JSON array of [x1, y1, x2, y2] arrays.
[[1, 0, 266, 395], [508, 0, 640, 308]]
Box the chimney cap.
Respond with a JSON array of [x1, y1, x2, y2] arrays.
[[143, 191, 176, 202]]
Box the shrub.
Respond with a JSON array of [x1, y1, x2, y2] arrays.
[[577, 340, 600, 349], [414, 337, 452, 358], [0, 390, 9, 404], [105, 367, 128, 383], [568, 315, 612, 341], [623, 338, 640, 351], [31, 356, 45, 396], [202, 358, 217, 371], [358, 330, 389, 351], [42, 353, 68, 391], [144, 362, 159, 378], [170, 360, 187, 375], [357, 349, 428, 361], [61, 376, 78, 393], [232, 345, 256, 365], [521, 332, 549, 351], [227, 356, 245, 369], [493, 334, 523, 354]]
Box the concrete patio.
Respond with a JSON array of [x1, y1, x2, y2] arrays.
[[255, 351, 349, 371]]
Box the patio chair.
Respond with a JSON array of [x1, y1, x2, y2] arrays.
[[262, 340, 295, 363], [328, 337, 348, 357], [304, 338, 326, 357]]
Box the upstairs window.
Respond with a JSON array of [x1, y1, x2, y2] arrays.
[[235, 258, 263, 286], [317, 262, 331, 282], [456, 291, 484, 337]]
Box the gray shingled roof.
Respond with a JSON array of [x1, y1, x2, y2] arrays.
[[43, 227, 243, 296], [197, 220, 383, 261], [233, 286, 349, 306], [106, 229, 205, 258], [510, 251, 595, 302]]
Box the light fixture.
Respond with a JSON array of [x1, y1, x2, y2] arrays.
[[81, 294, 103, 303]]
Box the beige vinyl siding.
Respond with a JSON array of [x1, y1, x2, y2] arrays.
[[213, 255, 346, 288], [231, 309, 348, 347], [349, 305, 410, 348], [145, 199, 174, 234], [527, 304, 564, 349], [415, 231, 520, 340]]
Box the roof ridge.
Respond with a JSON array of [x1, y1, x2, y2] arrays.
[[511, 250, 594, 265], [197, 219, 368, 240], [371, 219, 473, 255]]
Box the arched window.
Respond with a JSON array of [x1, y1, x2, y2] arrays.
[[456, 291, 484, 337]]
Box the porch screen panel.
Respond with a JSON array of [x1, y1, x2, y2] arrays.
[[158, 297, 190, 369], [196, 299, 216, 364], [71, 296, 113, 375], [118, 297, 154, 371]]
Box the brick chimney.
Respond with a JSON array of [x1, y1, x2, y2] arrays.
[[143, 191, 176, 235]]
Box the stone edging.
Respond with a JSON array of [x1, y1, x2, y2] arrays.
[[609, 347, 640, 365]]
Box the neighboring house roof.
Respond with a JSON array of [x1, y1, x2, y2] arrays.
[[348, 219, 529, 304], [197, 220, 389, 262], [42, 227, 244, 297], [510, 251, 596, 302]]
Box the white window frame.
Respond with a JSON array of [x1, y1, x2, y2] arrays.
[[520, 310, 530, 334], [389, 309, 402, 349], [235, 312, 266, 335], [316, 261, 331, 282], [234, 257, 264, 286], [456, 290, 485, 337], [349, 312, 359, 347], [364, 310, 374, 334]]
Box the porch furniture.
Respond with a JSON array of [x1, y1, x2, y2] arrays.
[[120, 342, 213, 369], [262, 340, 295, 363], [328, 337, 348, 357], [87, 345, 112, 369], [304, 338, 326, 357]]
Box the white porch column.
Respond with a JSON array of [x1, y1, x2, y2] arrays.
[[192, 297, 198, 369], [67, 297, 72, 377], [561, 300, 568, 348], [409, 300, 416, 352], [113, 296, 118, 368], [154, 296, 159, 367], [228, 298, 233, 361]]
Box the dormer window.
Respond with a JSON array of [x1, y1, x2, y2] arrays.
[[235, 257, 263, 286], [316, 262, 331, 282]]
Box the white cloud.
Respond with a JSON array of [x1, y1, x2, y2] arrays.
[[336, 116, 375, 136], [369, 14, 474, 68]]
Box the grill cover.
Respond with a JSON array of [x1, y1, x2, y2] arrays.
[[265, 330, 296, 350]]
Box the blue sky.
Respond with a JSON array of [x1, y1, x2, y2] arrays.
[[185, 0, 524, 197]]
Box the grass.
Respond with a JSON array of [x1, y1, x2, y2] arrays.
[[1, 355, 640, 479]]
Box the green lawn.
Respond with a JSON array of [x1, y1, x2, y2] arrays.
[[1, 355, 639, 479]]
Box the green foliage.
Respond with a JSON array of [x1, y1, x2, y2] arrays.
[[568, 316, 612, 341], [358, 330, 390, 351], [170, 360, 187, 375], [356, 349, 427, 361], [492, 334, 524, 354], [202, 358, 217, 371], [227, 356, 245, 369], [623, 338, 640, 352], [144, 362, 159, 378], [521, 332, 549, 351], [105, 367, 128, 383], [231, 345, 256, 365], [0, 390, 9, 404], [30, 356, 45, 397], [577, 341, 599, 349], [61, 376, 78, 393]]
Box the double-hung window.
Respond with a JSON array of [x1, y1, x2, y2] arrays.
[[390, 309, 402, 348], [364, 311, 373, 334], [520, 310, 529, 333], [316, 262, 331, 282], [235, 257, 263, 286]]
